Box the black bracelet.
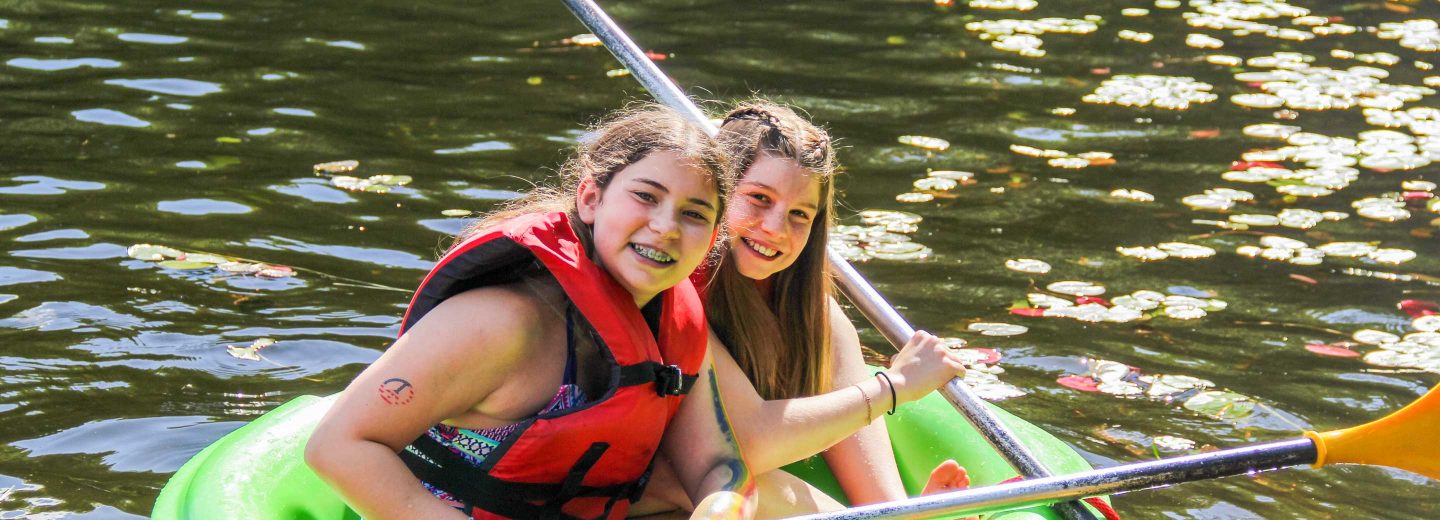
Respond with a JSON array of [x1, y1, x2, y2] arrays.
[[875, 372, 897, 415]]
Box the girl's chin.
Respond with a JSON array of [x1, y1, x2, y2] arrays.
[[736, 260, 780, 281]]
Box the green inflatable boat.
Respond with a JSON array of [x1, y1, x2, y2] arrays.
[[154, 386, 1107, 519]]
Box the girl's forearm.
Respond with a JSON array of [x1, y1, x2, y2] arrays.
[[744, 375, 896, 474], [307, 439, 468, 520]]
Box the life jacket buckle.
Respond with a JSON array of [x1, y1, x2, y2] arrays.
[[655, 364, 685, 396]]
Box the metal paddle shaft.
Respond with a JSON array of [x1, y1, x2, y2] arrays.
[[557, 2, 1098, 519], [792, 438, 1319, 520]]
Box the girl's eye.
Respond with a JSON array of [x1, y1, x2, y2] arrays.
[[632, 191, 657, 203], [683, 210, 711, 223], [748, 193, 770, 204], [790, 210, 811, 221]]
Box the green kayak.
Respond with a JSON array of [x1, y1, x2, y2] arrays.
[[154, 386, 1108, 519]]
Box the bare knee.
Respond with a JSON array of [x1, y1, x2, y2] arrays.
[[754, 469, 844, 518]]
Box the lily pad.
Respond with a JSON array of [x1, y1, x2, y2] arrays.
[[1153, 435, 1198, 451], [967, 322, 1028, 337], [898, 135, 949, 151], [1183, 390, 1255, 419], [158, 260, 213, 270], [895, 192, 935, 203], [128, 244, 182, 261], [1057, 375, 1101, 392], [313, 160, 358, 173], [1006, 258, 1051, 274], [1047, 281, 1105, 296]]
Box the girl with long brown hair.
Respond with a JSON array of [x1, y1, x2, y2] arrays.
[[632, 102, 971, 518]]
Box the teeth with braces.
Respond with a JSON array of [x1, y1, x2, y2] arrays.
[[743, 237, 779, 258], [632, 244, 675, 263]]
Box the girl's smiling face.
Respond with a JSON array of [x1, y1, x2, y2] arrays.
[[726, 154, 822, 280], [578, 151, 719, 306]]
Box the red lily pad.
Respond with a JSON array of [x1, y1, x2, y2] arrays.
[[972, 348, 1002, 365], [1305, 342, 1361, 358], [1009, 307, 1047, 317], [1399, 299, 1440, 318], [1230, 161, 1285, 171], [1057, 375, 1101, 392], [1075, 296, 1110, 306], [1404, 191, 1436, 201]]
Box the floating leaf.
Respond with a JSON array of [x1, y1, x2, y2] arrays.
[[1183, 390, 1255, 419], [1145, 375, 1213, 397], [158, 260, 212, 270], [913, 177, 958, 191], [967, 322, 1028, 337], [1005, 258, 1051, 274], [897, 135, 949, 152], [1110, 189, 1155, 202], [441, 209, 473, 217], [1047, 280, 1105, 296], [257, 265, 296, 278], [566, 33, 602, 46], [218, 261, 262, 274], [1305, 341, 1361, 358], [226, 338, 276, 361], [1057, 375, 1101, 392], [313, 160, 358, 173], [128, 244, 183, 261], [895, 192, 935, 203], [1413, 315, 1440, 332], [1153, 435, 1197, 451]]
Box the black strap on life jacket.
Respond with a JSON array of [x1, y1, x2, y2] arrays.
[[618, 361, 698, 396], [401, 435, 649, 520]]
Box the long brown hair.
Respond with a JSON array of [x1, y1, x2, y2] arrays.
[[455, 104, 733, 261], [704, 101, 838, 400]]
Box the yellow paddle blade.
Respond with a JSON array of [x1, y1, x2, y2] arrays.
[[1305, 382, 1440, 480]]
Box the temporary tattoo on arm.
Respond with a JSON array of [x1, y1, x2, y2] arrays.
[[706, 368, 754, 495], [378, 377, 415, 405]]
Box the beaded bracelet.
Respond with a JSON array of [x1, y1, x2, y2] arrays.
[[875, 372, 898, 415]]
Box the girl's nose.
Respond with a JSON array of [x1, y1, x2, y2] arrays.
[[759, 208, 787, 236], [650, 212, 680, 238]]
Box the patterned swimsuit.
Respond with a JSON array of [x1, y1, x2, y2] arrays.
[[417, 314, 589, 509]]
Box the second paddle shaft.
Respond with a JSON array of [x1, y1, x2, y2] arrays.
[[791, 438, 1319, 520]]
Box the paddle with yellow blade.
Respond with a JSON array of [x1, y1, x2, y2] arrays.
[[789, 382, 1440, 519]]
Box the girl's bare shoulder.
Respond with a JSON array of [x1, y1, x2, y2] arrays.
[[402, 279, 564, 366]]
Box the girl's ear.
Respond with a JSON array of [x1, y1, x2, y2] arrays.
[[576, 176, 601, 225]]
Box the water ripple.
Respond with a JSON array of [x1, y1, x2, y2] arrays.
[[11, 243, 127, 260], [0, 214, 38, 232], [13, 416, 243, 473], [0, 267, 59, 288], [117, 33, 188, 45], [7, 58, 120, 71], [104, 78, 222, 97], [0, 176, 105, 195], [71, 108, 150, 128], [0, 301, 147, 332], [14, 229, 88, 242], [156, 199, 253, 216], [245, 236, 433, 271]]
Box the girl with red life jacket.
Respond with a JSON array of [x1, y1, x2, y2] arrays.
[[306, 105, 756, 520], [634, 101, 976, 517]]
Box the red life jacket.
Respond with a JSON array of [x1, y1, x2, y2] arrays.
[[396, 211, 707, 519]]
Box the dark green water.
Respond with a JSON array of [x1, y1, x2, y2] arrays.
[[2, 0, 1437, 517]]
